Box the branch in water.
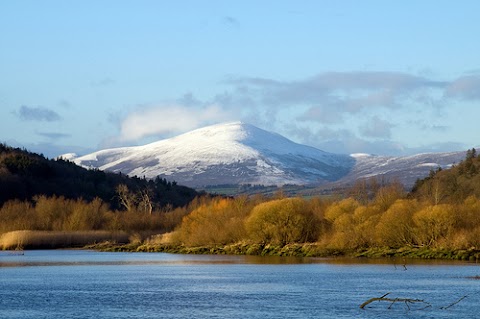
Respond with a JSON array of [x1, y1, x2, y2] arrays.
[[440, 295, 468, 310], [360, 292, 427, 310]]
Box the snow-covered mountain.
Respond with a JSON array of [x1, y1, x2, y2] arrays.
[[337, 152, 465, 187], [66, 122, 466, 189], [68, 122, 355, 187]]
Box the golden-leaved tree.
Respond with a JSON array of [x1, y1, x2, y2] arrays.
[[176, 198, 249, 246], [375, 199, 418, 247], [245, 198, 320, 245], [413, 204, 457, 247]]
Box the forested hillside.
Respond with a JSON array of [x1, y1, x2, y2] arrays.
[[411, 148, 480, 203], [0, 143, 199, 210]]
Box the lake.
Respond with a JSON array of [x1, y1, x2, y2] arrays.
[[0, 250, 479, 318]]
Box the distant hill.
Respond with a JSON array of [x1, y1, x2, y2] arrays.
[[67, 122, 465, 190], [0, 143, 199, 209], [334, 151, 466, 188], [410, 148, 480, 203]]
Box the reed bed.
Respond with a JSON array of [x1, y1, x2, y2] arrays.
[[0, 230, 129, 250]]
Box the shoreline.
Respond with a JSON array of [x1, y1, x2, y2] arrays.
[[3, 230, 480, 261], [84, 241, 480, 262]]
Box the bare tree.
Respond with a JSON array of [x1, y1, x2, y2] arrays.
[[115, 184, 136, 211], [139, 188, 153, 215]]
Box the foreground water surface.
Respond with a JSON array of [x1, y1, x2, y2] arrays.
[[0, 250, 479, 319]]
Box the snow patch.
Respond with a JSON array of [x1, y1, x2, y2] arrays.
[[350, 153, 372, 158], [416, 163, 440, 168]]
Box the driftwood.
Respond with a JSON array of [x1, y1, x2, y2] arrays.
[[360, 292, 429, 310], [361, 292, 469, 311], [440, 295, 468, 310]]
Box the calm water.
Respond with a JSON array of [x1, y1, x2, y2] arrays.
[[0, 250, 479, 319]]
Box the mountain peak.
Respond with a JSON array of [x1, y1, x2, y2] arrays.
[[69, 122, 465, 189], [72, 122, 354, 187], [174, 121, 257, 141], [176, 121, 271, 141]]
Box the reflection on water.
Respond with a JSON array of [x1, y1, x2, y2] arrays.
[[0, 250, 473, 267], [1, 250, 479, 319], [0, 250, 317, 267]]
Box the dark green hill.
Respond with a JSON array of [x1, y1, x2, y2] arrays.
[[411, 148, 480, 203], [0, 143, 200, 209]]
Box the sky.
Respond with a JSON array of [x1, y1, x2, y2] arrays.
[[1, 1, 479, 158]]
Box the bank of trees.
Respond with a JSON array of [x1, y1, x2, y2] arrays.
[[412, 148, 480, 203], [0, 195, 188, 234], [169, 194, 480, 251], [0, 143, 199, 210], [168, 150, 480, 250], [3, 189, 480, 251]]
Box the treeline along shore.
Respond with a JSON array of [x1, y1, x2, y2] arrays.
[[1, 144, 480, 260]]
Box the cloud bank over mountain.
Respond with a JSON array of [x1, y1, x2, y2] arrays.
[[107, 71, 479, 157]]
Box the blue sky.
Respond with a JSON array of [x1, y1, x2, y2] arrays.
[[1, 1, 479, 157]]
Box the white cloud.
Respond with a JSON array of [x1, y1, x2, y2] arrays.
[[118, 104, 234, 141]]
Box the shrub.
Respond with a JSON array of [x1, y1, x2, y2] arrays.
[[0, 200, 36, 232], [375, 199, 418, 247], [413, 204, 457, 247]]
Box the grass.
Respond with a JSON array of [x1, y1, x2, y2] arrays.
[[4, 229, 479, 262], [0, 230, 130, 250], [87, 239, 480, 261]]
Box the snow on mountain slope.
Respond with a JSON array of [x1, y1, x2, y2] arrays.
[[67, 122, 466, 189], [337, 151, 465, 188], [70, 122, 355, 187]]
